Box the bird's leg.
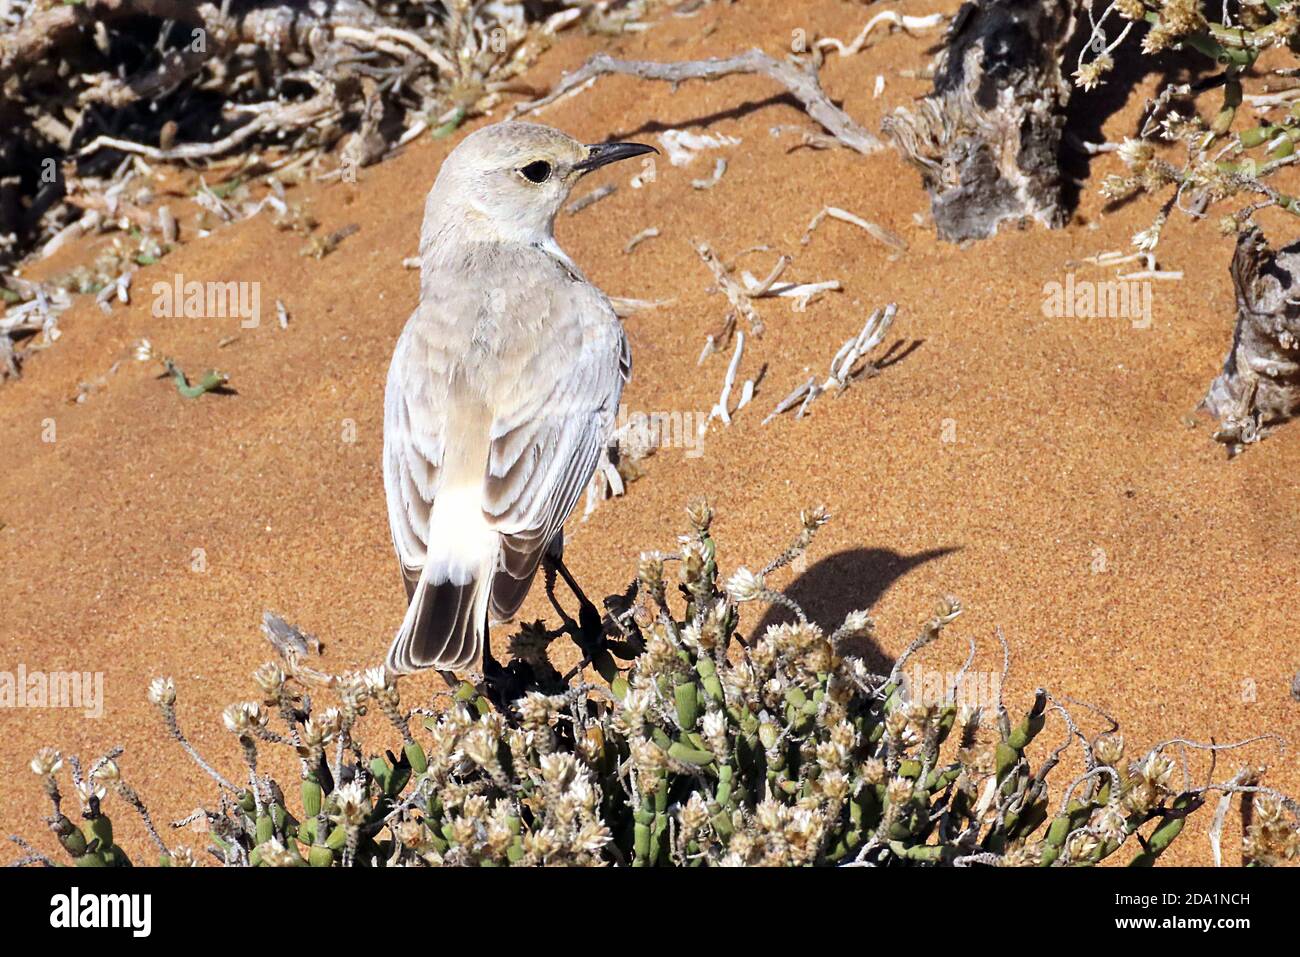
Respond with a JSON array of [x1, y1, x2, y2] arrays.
[[479, 609, 536, 712], [480, 609, 509, 711], [544, 553, 605, 659], [542, 561, 581, 634]]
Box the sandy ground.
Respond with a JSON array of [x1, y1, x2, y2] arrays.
[[2, 0, 1298, 865]]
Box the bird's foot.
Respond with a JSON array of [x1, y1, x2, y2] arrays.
[[480, 656, 534, 713]]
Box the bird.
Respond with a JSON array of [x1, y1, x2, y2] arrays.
[[382, 121, 656, 687]]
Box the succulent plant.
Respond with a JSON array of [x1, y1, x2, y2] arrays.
[[13, 504, 1298, 867]]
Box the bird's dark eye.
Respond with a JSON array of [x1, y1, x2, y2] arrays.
[[520, 160, 552, 184]]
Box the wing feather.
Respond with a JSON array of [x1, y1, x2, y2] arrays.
[[384, 328, 445, 598], [483, 296, 629, 620]]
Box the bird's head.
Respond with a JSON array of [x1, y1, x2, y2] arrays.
[[421, 121, 657, 246]]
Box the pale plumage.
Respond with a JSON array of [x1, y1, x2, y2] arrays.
[[383, 122, 651, 674]]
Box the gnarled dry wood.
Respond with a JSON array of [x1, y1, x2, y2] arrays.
[[1201, 228, 1300, 455], [882, 0, 1076, 242], [511, 50, 882, 155], [1, 0, 553, 280], [0, 0, 393, 82]]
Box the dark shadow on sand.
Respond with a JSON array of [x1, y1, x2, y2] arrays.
[[754, 545, 958, 673]]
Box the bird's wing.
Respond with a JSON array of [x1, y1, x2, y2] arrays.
[[483, 295, 630, 618], [383, 320, 450, 599]]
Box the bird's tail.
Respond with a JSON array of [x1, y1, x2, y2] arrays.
[[386, 508, 497, 674]]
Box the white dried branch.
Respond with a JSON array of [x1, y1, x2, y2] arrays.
[[660, 130, 741, 167], [763, 304, 899, 424], [567, 184, 617, 215], [511, 50, 882, 154], [696, 242, 767, 336], [740, 273, 842, 311], [802, 206, 908, 252], [709, 331, 746, 426], [816, 12, 946, 57], [608, 296, 674, 318], [691, 159, 727, 190], [624, 227, 660, 253]]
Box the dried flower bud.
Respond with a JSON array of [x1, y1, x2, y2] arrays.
[[30, 748, 62, 776], [885, 777, 913, 807], [75, 778, 106, 805], [801, 505, 830, 532], [750, 635, 778, 672], [222, 701, 268, 734], [755, 798, 785, 833], [819, 769, 850, 802], [1132, 224, 1161, 252], [296, 715, 336, 760], [630, 739, 666, 774], [1161, 0, 1206, 35], [728, 564, 764, 600], [330, 780, 369, 828], [252, 662, 286, 703], [1066, 830, 1101, 862], [685, 498, 713, 533], [1001, 841, 1043, 867], [392, 818, 427, 850], [147, 676, 176, 707], [680, 792, 710, 831], [518, 691, 555, 730], [258, 837, 299, 867], [836, 610, 874, 639], [816, 739, 849, 771], [637, 554, 665, 599], [1094, 733, 1124, 767], [574, 820, 612, 854], [620, 688, 653, 736], [1073, 54, 1113, 91], [701, 709, 729, 760], [337, 673, 367, 717], [168, 846, 196, 867], [679, 541, 706, 584], [539, 752, 577, 790], [1135, 751, 1175, 792], [462, 725, 502, 773], [360, 666, 389, 695]]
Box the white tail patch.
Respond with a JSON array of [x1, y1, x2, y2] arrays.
[[427, 484, 497, 585]]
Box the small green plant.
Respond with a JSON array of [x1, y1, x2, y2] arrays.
[[12, 504, 1299, 866], [160, 358, 228, 399]]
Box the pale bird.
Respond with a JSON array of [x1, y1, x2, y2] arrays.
[[383, 121, 655, 684]]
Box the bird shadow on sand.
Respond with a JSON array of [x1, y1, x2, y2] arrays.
[[752, 545, 958, 674]]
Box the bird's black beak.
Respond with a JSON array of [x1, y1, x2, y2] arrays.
[[574, 141, 658, 173]]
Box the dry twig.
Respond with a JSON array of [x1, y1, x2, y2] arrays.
[[511, 50, 882, 154]]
